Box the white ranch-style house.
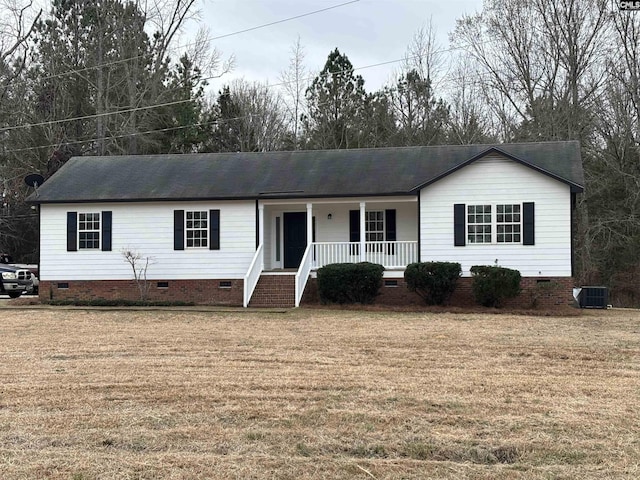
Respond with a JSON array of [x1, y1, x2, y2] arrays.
[[28, 141, 584, 307]]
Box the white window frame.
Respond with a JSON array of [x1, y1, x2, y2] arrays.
[[467, 205, 492, 244], [365, 210, 385, 252], [78, 212, 100, 249], [186, 210, 208, 248], [467, 203, 522, 245], [365, 210, 385, 242], [496, 204, 521, 243]]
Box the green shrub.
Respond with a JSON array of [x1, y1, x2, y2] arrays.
[[317, 262, 384, 304], [404, 262, 461, 305], [470, 265, 522, 307]]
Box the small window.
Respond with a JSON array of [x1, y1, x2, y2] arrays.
[[497, 204, 521, 243], [365, 211, 385, 242], [78, 213, 100, 249], [157, 281, 169, 288], [384, 279, 398, 287], [366, 210, 385, 252], [186, 211, 208, 248], [467, 205, 491, 244], [57, 282, 69, 289], [219, 281, 232, 289]]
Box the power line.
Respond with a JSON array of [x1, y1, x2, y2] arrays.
[[2, 117, 225, 155], [38, 0, 361, 83], [0, 0, 362, 134], [0, 98, 193, 134], [0, 66, 503, 158], [0, 39, 494, 136]]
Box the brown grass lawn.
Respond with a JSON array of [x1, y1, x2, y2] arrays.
[[0, 307, 638, 479]]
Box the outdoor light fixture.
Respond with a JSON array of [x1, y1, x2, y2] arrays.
[[327, 213, 333, 220]]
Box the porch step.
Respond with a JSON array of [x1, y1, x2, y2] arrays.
[[248, 274, 296, 308]]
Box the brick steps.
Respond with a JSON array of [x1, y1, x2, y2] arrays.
[[248, 274, 296, 308]]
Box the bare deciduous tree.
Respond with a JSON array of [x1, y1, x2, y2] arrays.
[[279, 36, 308, 150], [451, 0, 609, 141], [400, 20, 446, 89], [0, 0, 41, 107], [447, 53, 494, 144], [122, 248, 154, 302]]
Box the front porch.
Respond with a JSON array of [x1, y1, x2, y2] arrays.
[[311, 241, 418, 270], [246, 241, 418, 308], [244, 196, 419, 307]]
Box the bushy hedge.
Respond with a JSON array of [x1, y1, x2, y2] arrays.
[[317, 262, 384, 304], [470, 265, 521, 307], [404, 262, 461, 305]]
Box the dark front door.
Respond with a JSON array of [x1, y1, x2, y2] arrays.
[[283, 212, 307, 268]]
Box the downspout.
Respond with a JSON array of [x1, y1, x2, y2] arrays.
[[570, 191, 576, 278], [359, 202, 366, 262], [417, 191, 421, 262]]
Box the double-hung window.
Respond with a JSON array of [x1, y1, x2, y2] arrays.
[[173, 209, 220, 251], [66, 211, 111, 252], [365, 211, 384, 251], [186, 211, 208, 248], [467, 205, 492, 244], [455, 202, 534, 247], [349, 209, 397, 255], [78, 213, 100, 249], [496, 204, 521, 243]]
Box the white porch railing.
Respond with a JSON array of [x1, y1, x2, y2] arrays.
[[243, 244, 264, 307], [295, 243, 314, 307], [311, 241, 418, 269]]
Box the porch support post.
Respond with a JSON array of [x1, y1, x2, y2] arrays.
[[258, 203, 265, 246], [359, 202, 366, 262], [306, 203, 313, 246]]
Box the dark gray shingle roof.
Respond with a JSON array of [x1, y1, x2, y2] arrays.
[[28, 141, 583, 204]]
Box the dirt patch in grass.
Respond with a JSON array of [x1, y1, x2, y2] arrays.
[[0, 307, 638, 479]]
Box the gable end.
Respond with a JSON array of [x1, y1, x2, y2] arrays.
[[410, 147, 583, 194]]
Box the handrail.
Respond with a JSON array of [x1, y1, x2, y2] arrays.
[[312, 240, 418, 269], [243, 244, 264, 307], [294, 243, 313, 307]]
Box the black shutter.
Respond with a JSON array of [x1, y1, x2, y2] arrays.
[[523, 202, 535, 245], [174, 210, 184, 250], [210, 209, 220, 250], [275, 217, 281, 261], [101, 211, 112, 251], [385, 209, 396, 254], [454, 204, 466, 246], [349, 209, 360, 256], [312, 216, 316, 261], [67, 212, 77, 252]]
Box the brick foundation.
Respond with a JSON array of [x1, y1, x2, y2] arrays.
[[40, 279, 243, 306], [39, 275, 575, 310], [301, 276, 575, 309]]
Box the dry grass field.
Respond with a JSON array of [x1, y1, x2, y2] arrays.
[[0, 306, 638, 479]]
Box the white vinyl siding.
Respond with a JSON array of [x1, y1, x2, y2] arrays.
[[40, 201, 256, 281], [420, 154, 573, 277]]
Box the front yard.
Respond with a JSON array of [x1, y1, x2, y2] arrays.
[[0, 307, 638, 479]]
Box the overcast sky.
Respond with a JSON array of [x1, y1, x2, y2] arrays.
[[199, 0, 483, 93]]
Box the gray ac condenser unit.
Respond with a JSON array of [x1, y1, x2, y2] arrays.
[[578, 286, 608, 309]]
